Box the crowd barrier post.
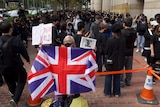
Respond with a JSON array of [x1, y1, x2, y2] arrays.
[[24, 95, 42, 107], [136, 67, 159, 105]]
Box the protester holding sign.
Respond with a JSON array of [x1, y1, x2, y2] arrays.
[[51, 15, 61, 46], [74, 21, 85, 47], [52, 35, 76, 107]]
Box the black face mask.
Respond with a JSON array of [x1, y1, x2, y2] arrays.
[[64, 43, 73, 47]]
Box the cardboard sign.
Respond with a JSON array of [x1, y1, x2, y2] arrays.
[[80, 37, 97, 49], [32, 23, 52, 45]]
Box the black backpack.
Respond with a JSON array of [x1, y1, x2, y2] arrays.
[[0, 37, 14, 68]]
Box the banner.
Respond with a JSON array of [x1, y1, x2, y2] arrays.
[[80, 37, 97, 49], [32, 23, 52, 45]]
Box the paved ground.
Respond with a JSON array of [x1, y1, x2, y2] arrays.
[[0, 40, 160, 107]]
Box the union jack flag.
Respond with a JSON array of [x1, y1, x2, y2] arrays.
[[28, 46, 97, 100]]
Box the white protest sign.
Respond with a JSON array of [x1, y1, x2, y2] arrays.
[[32, 23, 52, 45], [80, 37, 97, 49]]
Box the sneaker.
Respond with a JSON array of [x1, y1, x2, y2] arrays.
[[115, 95, 120, 98], [153, 81, 156, 85], [153, 79, 156, 85], [9, 91, 14, 97], [141, 49, 143, 53], [144, 58, 147, 62], [105, 95, 111, 98], [136, 49, 140, 52], [120, 81, 125, 87], [9, 99, 17, 107], [125, 79, 131, 86]]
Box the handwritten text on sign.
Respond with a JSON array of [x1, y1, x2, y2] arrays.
[[32, 23, 52, 45]]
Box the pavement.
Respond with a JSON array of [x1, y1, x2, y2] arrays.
[[0, 40, 160, 107]]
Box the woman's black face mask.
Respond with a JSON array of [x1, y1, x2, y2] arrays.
[[64, 43, 73, 47]]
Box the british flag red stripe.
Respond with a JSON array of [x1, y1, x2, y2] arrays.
[[28, 46, 97, 100]]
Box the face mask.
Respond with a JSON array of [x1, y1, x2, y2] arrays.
[[64, 43, 73, 47]]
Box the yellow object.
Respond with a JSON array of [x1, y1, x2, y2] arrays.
[[41, 98, 53, 107], [70, 96, 89, 107]]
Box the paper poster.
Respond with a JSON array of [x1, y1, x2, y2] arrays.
[[32, 23, 52, 45], [80, 37, 97, 49]]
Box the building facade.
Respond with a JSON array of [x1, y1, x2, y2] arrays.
[[91, 0, 160, 19]]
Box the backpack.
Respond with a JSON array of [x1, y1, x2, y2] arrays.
[[0, 37, 14, 68]]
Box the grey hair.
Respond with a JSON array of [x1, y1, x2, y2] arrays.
[[63, 35, 75, 44]]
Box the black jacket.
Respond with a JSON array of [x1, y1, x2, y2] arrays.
[[137, 21, 148, 35], [52, 26, 61, 46], [74, 34, 84, 47], [97, 32, 107, 55], [105, 37, 125, 71], [121, 28, 136, 56], [0, 35, 30, 66]]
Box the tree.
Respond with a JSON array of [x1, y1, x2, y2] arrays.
[[56, 0, 71, 10], [56, 0, 90, 11], [77, 0, 90, 9]]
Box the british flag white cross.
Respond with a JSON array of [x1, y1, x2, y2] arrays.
[[28, 46, 97, 100]]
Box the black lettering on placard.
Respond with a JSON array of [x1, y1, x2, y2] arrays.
[[85, 39, 92, 47]]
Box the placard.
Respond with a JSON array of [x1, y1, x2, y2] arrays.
[[80, 37, 97, 49], [32, 23, 52, 45]]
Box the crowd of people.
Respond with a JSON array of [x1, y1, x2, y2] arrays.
[[0, 8, 160, 107]]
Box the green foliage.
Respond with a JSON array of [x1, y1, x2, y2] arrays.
[[26, 14, 35, 17], [6, 17, 13, 22], [6, 6, 19, 11]]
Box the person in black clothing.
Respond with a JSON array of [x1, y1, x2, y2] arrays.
[[96, 22, 107, 72], [142, 19, 158, 65], [12, 17, 20, 37], [74, 21, 85, 47], [104, 23, 125, 97], [51, 15, 61, 46], [59, 22, 67, 44], [151, 60, 160, 84], [150, 24, 160, 64], [0, 30, 3, 86], [103, 17, 112, 39], [120, 18, 137, 87], [18, 7, 27, 21], [0, 21, 30, 107], [17, 18, 29, 48], [84, 13, 92, 33], [155, 13, 160, 24], [90, 14, 101, 39], [66, 22, 75, 36], [150, 24, 160, 84]]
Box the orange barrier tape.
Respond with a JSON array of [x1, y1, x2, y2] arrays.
[[95, 57, 160, 81], [95, 68, 147, 76], [150, 70, 160, 80], [133, 57, 146, 67]]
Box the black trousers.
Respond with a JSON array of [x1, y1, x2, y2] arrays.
[[0, 73, 3, 83], [2, 65, 27, 104]]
